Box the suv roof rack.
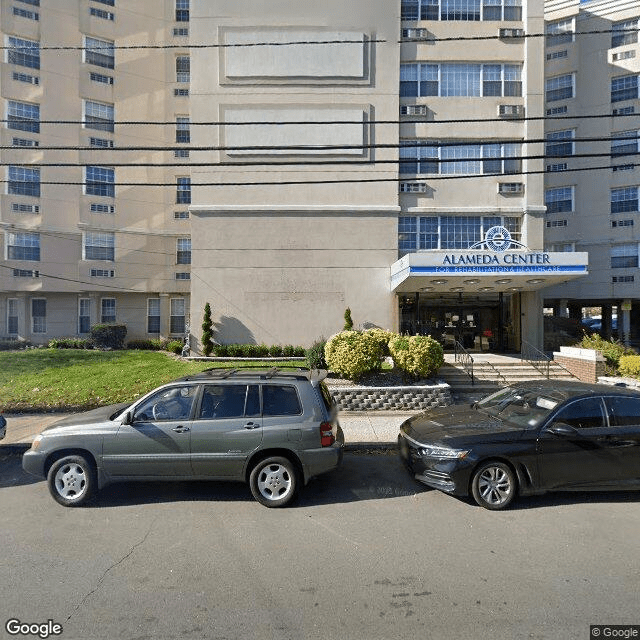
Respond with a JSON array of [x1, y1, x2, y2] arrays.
[[176, 365, 325, 383]]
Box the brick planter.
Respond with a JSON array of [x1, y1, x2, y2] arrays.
[[553, 346, 606, 383], [329, 384, 452, 411]]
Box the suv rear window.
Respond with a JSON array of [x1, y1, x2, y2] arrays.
[[262, 385, 302, 416]]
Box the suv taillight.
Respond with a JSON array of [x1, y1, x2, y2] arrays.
[[320, 422, 335, 447]]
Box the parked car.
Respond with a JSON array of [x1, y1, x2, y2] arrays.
[[398, 380, 640, 510], [0, 414, 6, 440], [23, 368, 343, 508]]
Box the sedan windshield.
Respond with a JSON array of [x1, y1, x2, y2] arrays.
[[476, 387, 560, 429]]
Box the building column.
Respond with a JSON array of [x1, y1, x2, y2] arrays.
[[602, 305, 613, 338], [568, 303, 582, 322], [620, 299, 632, 347], [556, 299, 569, 318], [16, 293, 28, 341], [159, 293, 171, 340], [520, 290, 544, 351]]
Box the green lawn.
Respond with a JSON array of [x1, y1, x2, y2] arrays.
[[0, 350, 302, 412]]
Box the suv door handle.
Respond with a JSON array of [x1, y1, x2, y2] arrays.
[[172, 426, 190, 433], [244, 422, 260, 430]]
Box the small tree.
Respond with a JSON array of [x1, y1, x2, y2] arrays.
[[201, 302, 214, 356], [343, 307, 354, 331]]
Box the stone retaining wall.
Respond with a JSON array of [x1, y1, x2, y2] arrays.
[[329, 384, 452, 411]]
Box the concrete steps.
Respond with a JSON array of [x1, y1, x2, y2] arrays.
[[438, 359, 575, 395]]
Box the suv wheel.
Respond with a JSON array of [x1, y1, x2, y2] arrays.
[[249, 456, 298, 508], [47, 454, 96, 507]]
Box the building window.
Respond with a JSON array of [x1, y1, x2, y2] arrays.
[[8, 166, 40, 197], [611, 187, 639, 213], [546, 74, 574, 102], [611, 75, 639, 103], [174, 210, 189, 219], [545, 130, 575, 158], [611, 131, 639, 156], [101, 298, 116, 323], [84, 232, 115, 261], [90, 0, 115, 5], [401, 0, 520, 21], [175, 272, 190, 280], [84, 101, 114, 132], [84, 36, 115, 69], [147, 298, 160, 333], [85, 166, 115, 197], [176, 116, 190, 143], [7, 100, 40, 133], [89, 6, 114, 20], [90, 71, 113, 85], [13, 6, 39, 20], [170, 298, 186, 334], [31, 298, 46, 334], [176, 56, 190, 83], [79, 299, 91, 334], [7, 36, 40, 70], [176, 0, 189, 21], [176, 237, 191, 264], [176, 177, 191, 203], [400, 141, 521, 175], [398, 215, 520, 254], [546, 18, 574, 47], [612, 19, 638, 48], [400, 63, 521, 97], [611, 243, 639, 269], [6, 232, 40, 261], [7, 299, 19, 335], [545, 187, 574, 214]]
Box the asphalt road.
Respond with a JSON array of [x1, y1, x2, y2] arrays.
[[1, 450, 639, 640]]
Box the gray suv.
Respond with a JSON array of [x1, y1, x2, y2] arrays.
[[23, 367, 344, 508]]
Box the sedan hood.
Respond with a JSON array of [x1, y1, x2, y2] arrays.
[[43, 403, 130, 432], [402, 405, 523, 446]]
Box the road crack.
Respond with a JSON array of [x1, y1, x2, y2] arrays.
[[66, 517, 157, 622]]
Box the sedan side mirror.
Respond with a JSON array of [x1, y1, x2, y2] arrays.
[[122, 411, 133, 426], [0, 415, 6, 428], [546, 422, 580, 437]]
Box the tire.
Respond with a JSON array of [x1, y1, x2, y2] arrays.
[[249, 456, 298, 508], [471, 461, 516, 510], [47, 455, 97, 507]]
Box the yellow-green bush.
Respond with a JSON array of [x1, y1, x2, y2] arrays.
[[389, 335, 444, 379], [618, 355, 640, 379], [324, 330, 386, 381], [365, 328, 395, 357]]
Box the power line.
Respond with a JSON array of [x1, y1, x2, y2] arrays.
[[0, 160, 636, 187], [3, 111, 640, 129]]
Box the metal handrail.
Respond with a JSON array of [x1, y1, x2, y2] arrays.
[[454, 340, 475, 386], [484, 360, 507, 386], [521, 340, 550, 378]]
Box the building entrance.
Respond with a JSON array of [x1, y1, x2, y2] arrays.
[[398, 293, 516, 352]]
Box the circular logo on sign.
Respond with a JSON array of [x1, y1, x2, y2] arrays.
[[484, 226, 512, 252]]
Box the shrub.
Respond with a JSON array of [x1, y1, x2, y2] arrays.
[[343, 308, 353, 331], [226, 344, 243, 357], [388, 335, 444, 380], [618, 355, 640, 379], [90, 324, 128, 350], [213, 344, 228, 357], [573, 333, 635, 371], [281, 344, 293, 357], [293, 346, 306, 357], [201, 303, 214, 357], [165, 339, 184, 355], [49, 338, 93, 349], [269, 344, 283, 357], [257, 344, 270, 357], [324, 330, 386, 381], [306, 339, 327, 369], [364, 328, 395, 358], [126, 339, 164, 351]]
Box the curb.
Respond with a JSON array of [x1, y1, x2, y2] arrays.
[[0, 443, 30, 456], [344, 443, 398, 453]]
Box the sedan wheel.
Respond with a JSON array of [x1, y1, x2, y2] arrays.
[[471, 461, 516, 510], [47, 455, 96, 507], [249, 457, 298, 508]]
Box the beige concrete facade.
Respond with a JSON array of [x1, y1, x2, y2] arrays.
[[543, 0, 640, 342]]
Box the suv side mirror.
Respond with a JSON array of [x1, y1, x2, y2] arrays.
[[546, 422, 580, 437]]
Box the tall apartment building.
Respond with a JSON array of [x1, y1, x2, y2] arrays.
[[189, 0, 586, 352], [1, 0, 192, 343], [544, 0, 640, 343], [2, 0, 595, 352]]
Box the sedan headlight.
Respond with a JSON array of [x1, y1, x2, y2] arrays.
[[30, 434, 43, 450], [419, 445, 469, 460]]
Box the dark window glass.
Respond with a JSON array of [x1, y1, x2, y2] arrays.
[[262, 385, 302, 417], [200, 385, 247, 419], [605, 396, 640, 426], [552, 397, 606, 430]]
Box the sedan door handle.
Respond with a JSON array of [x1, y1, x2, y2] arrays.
[[172, 426, 190, 433], [244, 422, 260, 430]]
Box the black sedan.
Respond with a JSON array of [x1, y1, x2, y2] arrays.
[[398, 380, 640, 510]]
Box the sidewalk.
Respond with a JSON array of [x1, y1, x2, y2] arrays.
[[0, 410, 418, 452]]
